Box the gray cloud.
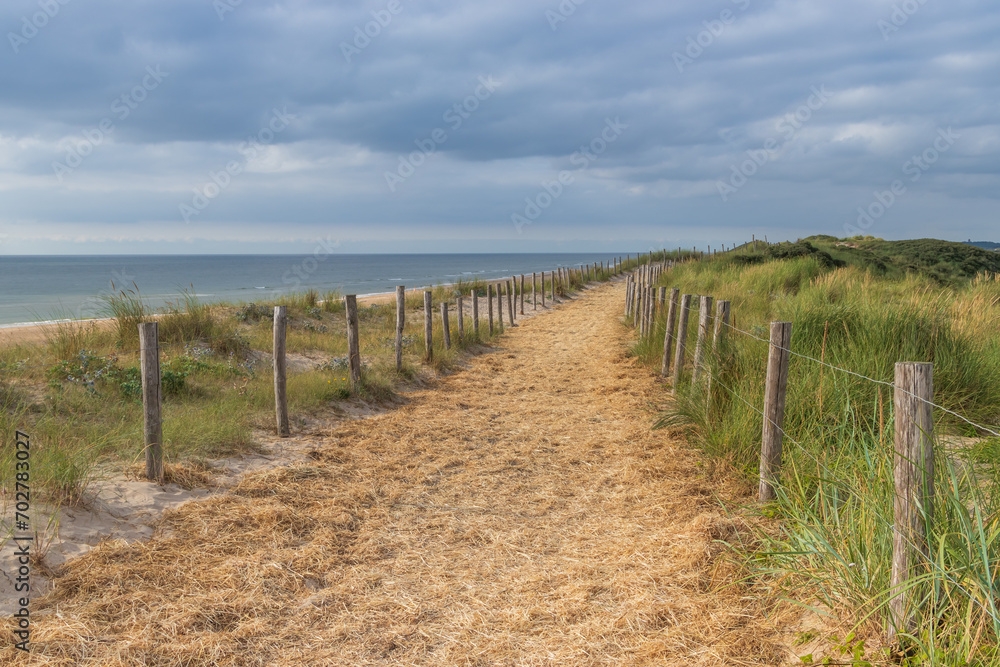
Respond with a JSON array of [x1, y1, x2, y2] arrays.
[[1, 0, 998, 252]]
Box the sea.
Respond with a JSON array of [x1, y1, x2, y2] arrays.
[[0, 253, 625, 327]]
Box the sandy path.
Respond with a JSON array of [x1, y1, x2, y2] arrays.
[[3, 281, 781, 665]]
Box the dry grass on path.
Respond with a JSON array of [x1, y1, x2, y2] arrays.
[[3, 282, 782, 666]]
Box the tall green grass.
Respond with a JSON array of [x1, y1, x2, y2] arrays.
[[4, 261, 629, 508], [644, 248, 1000, 661], [100, 281, 149, 350]]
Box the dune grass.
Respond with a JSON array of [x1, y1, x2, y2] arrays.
[[637, 244, 1000, 662], [0, 262, 623, 510]]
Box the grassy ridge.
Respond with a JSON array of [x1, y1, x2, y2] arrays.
[[636, 239, 1000, 663]]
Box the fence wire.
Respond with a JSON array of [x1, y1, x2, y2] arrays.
[[635, 280, 1000, 632]]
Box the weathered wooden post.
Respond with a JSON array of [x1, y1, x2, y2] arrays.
[[520, 274, 525, 315], [457, 295, 465, 338], [889, 362, 935, 641], [271, 309, 289, 439], [671, 294, 692, 394], [440, 302, 451, 350], [507, 279, 516, 325], [706, 300, 731, 405], [345, 295, 362, 388], [423, 290, 433, 361], [541, 272, 546, 308], [395, 286, 405, 371], [472, 290, 480, 336], [758, 322, 793, 502], [551, 270, 556, 301], [638, 284, 647, 333], [496, 282, 504, 331], [487, 284, 495, 334], [691, 295, 714, 385], [532, 272, 537, 310], [139, 322, 164, 482], [644, 287, 653, 336], [647, 286, 656, 334], [633, 280, 645, 328], [661, 288, 680, 377], [625, 277, 632, 317]]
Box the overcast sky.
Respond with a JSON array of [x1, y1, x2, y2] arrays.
[[1, 0, 997, 254]]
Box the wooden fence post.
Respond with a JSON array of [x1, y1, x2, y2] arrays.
[[551, 270, 556, 301], [271, 308, 289, 439], [520, 274, 525, 315], [541, 272, 546, 308], [532, 272, 537, 310], [395, 286, 405, 371], [440, 302, 451, 350], [496, 282, 504, 331], [691, 295, 714, 385], [706, 300, 731, 406], [507, 279, 516, 324], [661, 287, 679, 377], [139, 321, 164, 482], [759, 322, 793, 502], [345, 295, 362, 388], [472, 290, 480, 336], [671, 294, 692, 394], [457, 295, 465, 339], [889, 362, 935, 641], [634, 280, 643, 327], [423, 290, 433, 361], [647, 287, 656, 334], [487, 284, 495, 334], [624, 277, 632, 318]]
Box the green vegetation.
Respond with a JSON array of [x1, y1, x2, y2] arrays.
[[637, 238, 1000, 663], [0, 266, 609, 510]]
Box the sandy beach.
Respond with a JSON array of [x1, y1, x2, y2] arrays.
[[0, 288, 426, 349]]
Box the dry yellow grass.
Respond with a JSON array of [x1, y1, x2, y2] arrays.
[[2, 282, 783, 665]]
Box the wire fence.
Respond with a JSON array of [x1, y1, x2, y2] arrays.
[[624, 260, 1000, 642]]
